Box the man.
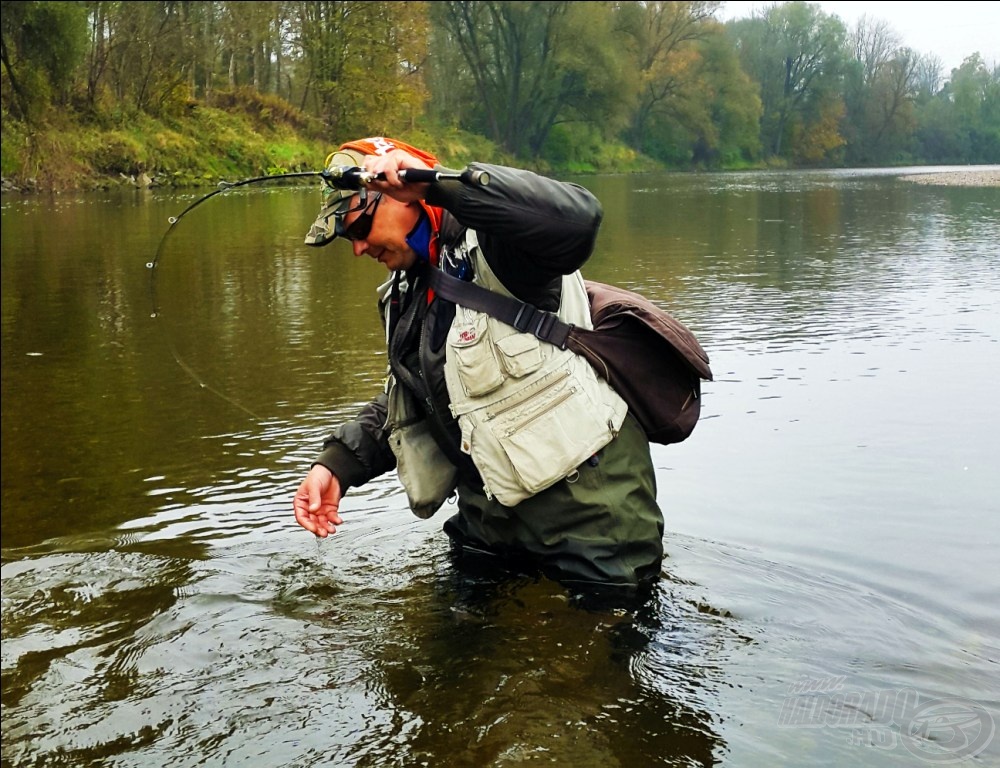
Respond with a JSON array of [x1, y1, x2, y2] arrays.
[[293, 137, 663, 596]]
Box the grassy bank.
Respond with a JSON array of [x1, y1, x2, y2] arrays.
[[0, 90, 528, 193], [1, 106, 320, 192], [1, 88, 670, 194]]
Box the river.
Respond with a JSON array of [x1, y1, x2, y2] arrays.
[[2, 166, 998, 767]]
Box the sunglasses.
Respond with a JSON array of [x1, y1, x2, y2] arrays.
[[335, 192, 382, 242]]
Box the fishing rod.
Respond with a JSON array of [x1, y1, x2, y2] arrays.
[[146, 165, 489, 271], [146, 170, 322, 272], [146, 163, 489, 418], [323, 164, 491, 190]]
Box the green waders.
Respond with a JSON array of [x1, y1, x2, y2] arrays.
[[443, 413, 664, 591]]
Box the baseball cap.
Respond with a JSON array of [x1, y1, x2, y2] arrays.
[[303, 148, 367, 247], [303, 138, 440, 247]]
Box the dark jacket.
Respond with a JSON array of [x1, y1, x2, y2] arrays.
[[315, 164, 663, 589]]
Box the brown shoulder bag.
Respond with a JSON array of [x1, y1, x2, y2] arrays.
[[426, 269, 713, 445]]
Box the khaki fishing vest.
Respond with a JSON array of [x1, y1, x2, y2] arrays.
[[385, 229, 627, 514]]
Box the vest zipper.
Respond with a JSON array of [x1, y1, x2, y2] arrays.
[[501, 387, 576, 438], [484, 368, 570, 421]]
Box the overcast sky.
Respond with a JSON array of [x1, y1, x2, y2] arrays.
[[716, 1, 1000, 74]]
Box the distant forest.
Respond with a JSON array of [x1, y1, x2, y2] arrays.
[[2, 1, 998, 188]]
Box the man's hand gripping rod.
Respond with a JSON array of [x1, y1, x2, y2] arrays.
[[321, 165, 491, 190]]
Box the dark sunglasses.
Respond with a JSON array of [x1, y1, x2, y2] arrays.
[[335, 192, 382, 242]]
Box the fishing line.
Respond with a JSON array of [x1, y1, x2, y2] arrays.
[[147, 171, 327, 420]]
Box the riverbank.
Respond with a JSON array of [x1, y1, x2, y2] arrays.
[[900, 168, 1000, 187]]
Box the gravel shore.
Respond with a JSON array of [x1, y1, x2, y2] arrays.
[[900, 169, 1000, 187]]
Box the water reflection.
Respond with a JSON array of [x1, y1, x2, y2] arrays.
[[342, 570, 728, 767]]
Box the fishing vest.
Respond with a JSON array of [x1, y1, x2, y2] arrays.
[[385, 229, 627, 514]]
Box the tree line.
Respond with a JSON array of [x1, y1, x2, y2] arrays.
[[2, 0, 998, 174]]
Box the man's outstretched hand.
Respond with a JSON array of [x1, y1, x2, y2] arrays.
[[293, 464, 343, 537]]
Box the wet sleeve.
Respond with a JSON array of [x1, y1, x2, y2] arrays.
[[313, 392, 396, 492]]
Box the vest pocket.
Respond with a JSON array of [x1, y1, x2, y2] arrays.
[[449, 309, 504, 397], [386, 377, 459, 518], [466, 366, 621, 506], [495, 332, 543, 378]]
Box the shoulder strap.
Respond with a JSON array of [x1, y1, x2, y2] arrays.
[[425, 267, 573, 350]]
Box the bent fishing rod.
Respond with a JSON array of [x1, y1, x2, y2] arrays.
[[146, 164, 489, 271], [146, 163, 489, 417]]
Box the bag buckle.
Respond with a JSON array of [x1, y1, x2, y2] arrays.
[[512, 304, 567, 347], [513, 304, 539, 333]]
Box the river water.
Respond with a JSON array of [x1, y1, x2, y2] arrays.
[[2, 166, 998, 767]]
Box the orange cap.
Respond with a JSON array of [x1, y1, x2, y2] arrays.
[[337, 137, 439, 168]]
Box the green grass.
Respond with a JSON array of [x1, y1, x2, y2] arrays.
[[2, 91, 667, 192]]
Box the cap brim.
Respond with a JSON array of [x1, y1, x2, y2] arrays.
[[304, 147, 368, 246], [304, 193, 354, 247]]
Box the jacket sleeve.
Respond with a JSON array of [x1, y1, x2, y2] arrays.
[[426, 163, 603, 308], [313, 392, 396, 492]]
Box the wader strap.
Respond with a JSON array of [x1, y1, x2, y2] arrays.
[[426, 268, 573, 349]]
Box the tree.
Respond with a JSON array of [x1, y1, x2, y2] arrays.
[[727, 1, 847, 159], [912, 53, 943, 103], [949, 54, 1000, 163], [842, 15, 920, 164], [291, 1, 427, 138], [848, 14, 898, 86], [93, 1, 198, 115], [435, 1, 629, 159], [616, 1, 719, 154], [1, 0, 88, 120], [695, 22, 762, 166], [217, 1, 285, 93]]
